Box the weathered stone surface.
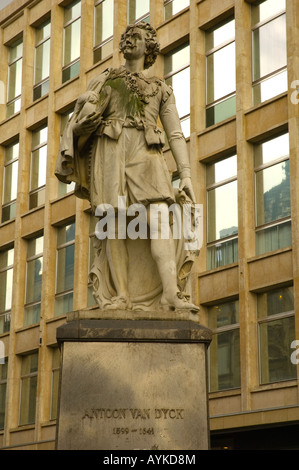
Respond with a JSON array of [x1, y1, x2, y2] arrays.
[[56, 339, 210, 450]]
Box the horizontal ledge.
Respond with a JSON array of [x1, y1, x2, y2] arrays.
[[56, 313, 213, 345]]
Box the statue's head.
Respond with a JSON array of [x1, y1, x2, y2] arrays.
[[119, 22, 160, 69]]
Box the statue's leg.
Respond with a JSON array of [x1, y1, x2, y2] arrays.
[[148, 202, 199, 312], [106, 216, 131, 309]]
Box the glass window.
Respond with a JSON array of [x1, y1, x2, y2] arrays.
[[58, 110, 75, 197], [128, 0, 149, 23], [164, 0, 189, 20], [254, 133, 291, 255], [0, 359, 8, 430], [24, 236, 43, 326], [55, 222, 75, 316], [94, 0, 114, 64], [252, 0, 287, 105], [29, 125, 48, 209], [0, 248, 14, 334], [19, 352, 38, 426], [2, 141, 19, 223], [164, 43, 190, 138], [206, 155, 238, 269], [6, 39, 23, 117], [208, 300, 240, 392], [62, 0, 81, 83], [33, 19, 51, 101], [257, 286, 296, 384], [50, 348, 60, 420], [205, 18, 236, 127], [87, 215, 97, 307]]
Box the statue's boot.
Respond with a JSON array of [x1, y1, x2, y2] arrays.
[[160, 292, 199, 313], [106, 295, 132, 310]]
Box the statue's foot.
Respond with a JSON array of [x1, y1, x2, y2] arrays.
[[106, 295, 132, 310], [160, 292, 199, 313]]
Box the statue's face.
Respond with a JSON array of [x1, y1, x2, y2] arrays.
[[122, 27, 147, 61]]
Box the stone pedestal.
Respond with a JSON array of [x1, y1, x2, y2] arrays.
[[55, 308, 212, 450]]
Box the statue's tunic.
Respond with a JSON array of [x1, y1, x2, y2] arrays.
[[55, 66, 188, 212]]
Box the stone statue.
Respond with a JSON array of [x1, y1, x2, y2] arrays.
[[55, 22, 200, 313]]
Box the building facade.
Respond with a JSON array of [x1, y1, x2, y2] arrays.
[[0, 0, 298, 450]]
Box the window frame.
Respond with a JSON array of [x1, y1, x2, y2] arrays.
[[33, 19, 51, 101], [62, 0, 81, 83], [24, 235, 44, 326], [164, 0, 190, 21], [0, 359, 8, 430], [205, 17, 236, 127], [6, 38, 23, 118], [93, 0, 114, 64], [0, 247, 14, 334], [257, 285, 296, 385], [19, 352, 38, 426], [2, 141, 19, 223], [251, 2, 287, 105], [164, 42, 190, 138], [254, 132, 291, 255], [29, 125, 48, 210], [127, 0, 150, 24], [54, 222, 75, 317], [206, 154, 238, 269], [208, 298, 241, 392]]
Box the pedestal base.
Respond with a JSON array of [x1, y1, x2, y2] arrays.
[[55, 310, 212, 450]]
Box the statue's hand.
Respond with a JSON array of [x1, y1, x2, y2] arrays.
[[179, 177, 196, 203], [73, 112, 102, 136]]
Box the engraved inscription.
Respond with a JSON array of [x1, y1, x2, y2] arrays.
[[82, 408, 184, 420]]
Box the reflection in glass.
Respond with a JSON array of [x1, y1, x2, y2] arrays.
[[7, 60, 22, 102], [207, 155, 237, 186], [206, 18, 235, 126], [254, 133, 289, 167], [30, 127, 48, 209], [19, 353, 38, 426], [208, 300, 240, 392], [207, 156, 238, 269], [63, 1, 81, 82], [206, 43, 236, 104], [94, 0, 113, 63], [165, 44, 190, 137], [3, 160, 18, 205], [35, 39, 50, 84], [64, 0, 81, 24], [256, 220, 291, 256], [50, 348, 60, 419], [252, 2, 287, 105], [56, 244, 75, 294], [166, 67, 190, 121], [0, 270, 13, 313], [164, 0, 189, 20], [128, 0, 149, 23], [208, 181, 238, 242], [164, 44, 190, 76], [206, 19, 235, 51], [0, 249, 14, 329], [258, 286, 295, 384], [254, 133, 291, 255], [94, 0, 113, 46], [253, 14, 286, 81], [0, 361, 8, 429], [251, 0, 285, 26], [55, 223, 75, 317], [255, 160, 290, 226], [63, 19, 81, 66]]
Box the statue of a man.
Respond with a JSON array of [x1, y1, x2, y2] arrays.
[[55, 22, 199, 313]]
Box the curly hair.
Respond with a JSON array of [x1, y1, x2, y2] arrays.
[[119, 22, 160, 69]]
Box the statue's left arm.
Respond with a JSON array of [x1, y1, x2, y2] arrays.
[[159, 87, 196, 203]]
